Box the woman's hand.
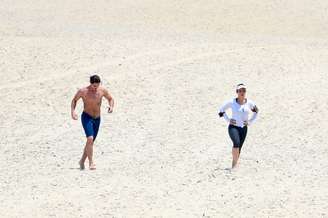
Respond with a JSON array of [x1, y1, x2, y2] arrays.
[[251, 105, 259, 113], [230, 119, 236, 125]]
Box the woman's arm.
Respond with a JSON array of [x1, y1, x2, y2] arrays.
[[248, 104, 259, 125], [218, 100, 232, 123]]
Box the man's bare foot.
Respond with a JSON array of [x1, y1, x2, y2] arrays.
[[79, 160, 85, 170], [89, 163, 96, 170]]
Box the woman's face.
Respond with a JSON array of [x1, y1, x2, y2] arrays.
[[237, 88, 246, 98]]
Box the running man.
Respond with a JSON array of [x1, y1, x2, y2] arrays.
[[218, 83, 258, 169], [71, 75, 114, 170]]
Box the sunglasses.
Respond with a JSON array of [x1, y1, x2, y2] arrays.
[[237, 89, 246, 93]]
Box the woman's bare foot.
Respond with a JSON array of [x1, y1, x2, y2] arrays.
[[89, 163, 96, 170], [79, 160, 85, 170]]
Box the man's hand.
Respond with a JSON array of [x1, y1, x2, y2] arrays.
[[104, 89, 114, 114], [230, 119, 236, 125], [71, 111, 78, 120], [71, 90, 82, 120], [243, 120, 248, 126]]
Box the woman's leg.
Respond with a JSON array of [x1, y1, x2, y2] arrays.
[[228, 125, 241, 168], [232, 147, 240, 168], [238, 127, 248, 155]]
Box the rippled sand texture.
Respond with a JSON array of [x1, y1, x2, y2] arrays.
[[1, 0, 328, 217]]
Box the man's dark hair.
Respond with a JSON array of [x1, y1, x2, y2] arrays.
[[90, 75, 101, 84]]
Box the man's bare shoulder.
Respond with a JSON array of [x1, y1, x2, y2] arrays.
[[99, 86, 110, 94], [78, 87, 88, 94]]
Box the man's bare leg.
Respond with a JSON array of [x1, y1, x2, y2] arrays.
[[79, 146, 87, 170], [85, 136, 96, 170], [232, 147, 240, 168]]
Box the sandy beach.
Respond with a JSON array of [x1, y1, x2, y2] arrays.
[[1, 0, 328, 217]]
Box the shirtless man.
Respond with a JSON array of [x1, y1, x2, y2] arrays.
[[71, 75, 114, 170]]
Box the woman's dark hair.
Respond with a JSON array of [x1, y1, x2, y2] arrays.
[[90, 75, 101, 84]]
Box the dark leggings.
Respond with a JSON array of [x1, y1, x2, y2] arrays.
[[228, 125, 248, 152]]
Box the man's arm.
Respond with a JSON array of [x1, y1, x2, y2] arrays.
[[71, 89, 82, 120], [103, 89, 114, 113]]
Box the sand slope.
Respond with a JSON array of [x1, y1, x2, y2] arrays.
[[1, 0, 328, 217]]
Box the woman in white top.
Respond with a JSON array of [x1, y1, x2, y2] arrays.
[[218, 84, 258, 168]]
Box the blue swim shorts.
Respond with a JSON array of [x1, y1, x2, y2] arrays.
[[81, 111, 101, 140]]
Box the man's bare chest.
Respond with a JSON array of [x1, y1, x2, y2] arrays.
[[83, 92, 103, 104]]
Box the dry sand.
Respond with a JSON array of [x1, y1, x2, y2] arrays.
[[1, 0, 328, 217]]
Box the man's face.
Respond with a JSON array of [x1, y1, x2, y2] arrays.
[[90, 83, 100, 92]]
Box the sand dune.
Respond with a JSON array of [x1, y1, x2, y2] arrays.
[[1, 0, 328, 217]]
